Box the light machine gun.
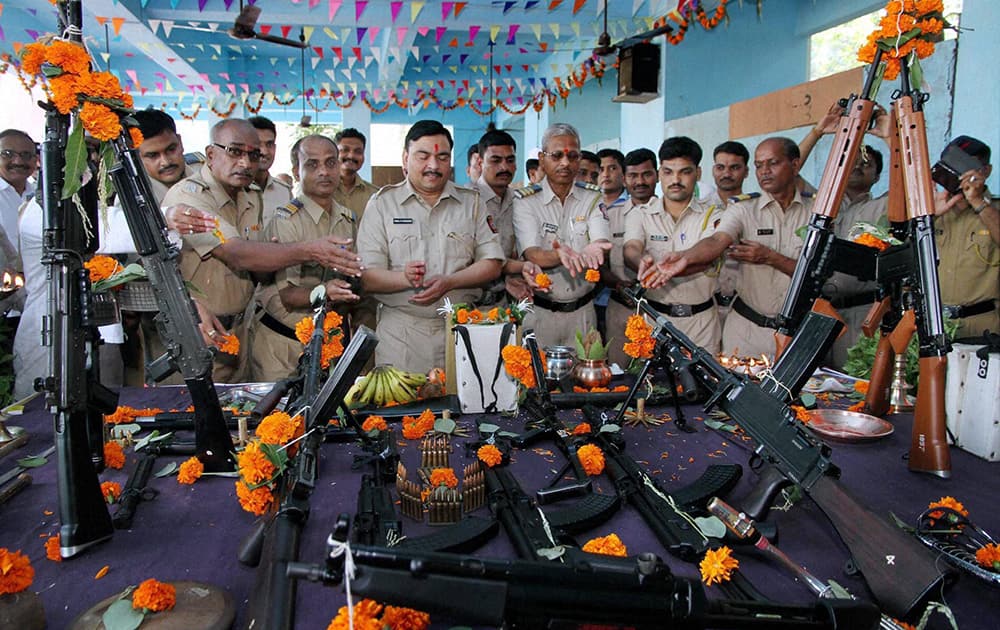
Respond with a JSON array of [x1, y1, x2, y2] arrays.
[[621, 287, 948, 619], [107, 134, 234, 471]]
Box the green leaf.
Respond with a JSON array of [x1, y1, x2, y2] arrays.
[[135, 430, 174, 452], [93, 263, 147, 292], [704, 418, 737, 433], [800, 393, 817, 409], [794, 224, 808, 240], [154, 462, 178, 478], [598, 423, 621, 434], [17, 455, 48, 468], [574, 333, 586, 360], [478, 423, 500, 434], [102, 598, 145, 630], [434, 417, 457, 434], [694, 515, 727, 540], [908, 54, 924, 91], [260, 442, 289, 470], [62, 119, 88, 200], [496, 431, 520, 439]]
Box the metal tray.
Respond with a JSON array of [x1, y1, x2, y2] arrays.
[[808, 408, 893, 443]]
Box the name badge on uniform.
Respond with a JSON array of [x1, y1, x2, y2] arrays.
[[393, 217, 414, 225], [650, 234, 669, 242], [612, 232, 625, 238], [543, 222, 559, 233], [756, 228, 774, 236]]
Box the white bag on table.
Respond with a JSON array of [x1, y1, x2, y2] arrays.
[[450, 322, 519, 414], [954, 346, 1000, 462]]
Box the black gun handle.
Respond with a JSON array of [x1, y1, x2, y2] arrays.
[[741, 464, 792, 522], [251, 378, 294, 423], [511, 425, 549, 448], [111, 451, 157, 530], [238, 517, 271, 567]]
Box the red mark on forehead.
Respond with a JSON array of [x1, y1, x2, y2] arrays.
[[434, 143, 439, 152]]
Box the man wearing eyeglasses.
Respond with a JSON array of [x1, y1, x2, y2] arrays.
[[356, 120, 504, 373], [513, 123, 612, 348], [0, 129, 36, 371], [163, 119, 363, 382]]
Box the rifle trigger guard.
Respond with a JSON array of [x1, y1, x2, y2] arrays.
[[748, 453, 764, 473]]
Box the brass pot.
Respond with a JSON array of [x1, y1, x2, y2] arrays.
[[573, 358, 612, 389]]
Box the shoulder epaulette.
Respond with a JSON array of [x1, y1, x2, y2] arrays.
[[728, 192, 760, 203], [574, 181, 602, 193], [184, 152, 205, 165], [513, 183, 542, 199], [181, 176, 210, 194], [272, 177, 292, 191], [275, 197, 305, 219]]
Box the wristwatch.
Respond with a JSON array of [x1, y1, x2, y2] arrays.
[[972, 192, 992, 214]]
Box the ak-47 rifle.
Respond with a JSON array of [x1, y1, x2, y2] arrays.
[[287, 515, 883, 629], [242, 319, 378, 630], [620, 287, 948, 619], [774, 49, 885, 355], [41, 0, 120, 559], [107, 135, 232, 471], [859, 57, 951, 477]]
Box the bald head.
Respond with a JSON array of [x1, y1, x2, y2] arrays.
[[206, 119, 261, 196]]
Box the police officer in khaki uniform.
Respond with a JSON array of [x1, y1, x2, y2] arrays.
[[655, 137, 815, 359], [334, 128, 379, 220], [252, 135, 360, 382], [356, 120, 504, 373], [163, 119, 364, 383], [248, 116, 293, 226], [513, 123, 612, 348], [474, 129, 544, 306], [933, 135, 1000, 338], [627, 138, 724, 354]]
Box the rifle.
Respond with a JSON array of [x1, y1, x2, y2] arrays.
[[40, 0, 119, 559], [111, 449, 157, 530], [242, 323, 378, 630], [774, 50, 885, 355], [621, 287, 948, 619], [860, 57, 951, 477], [287, 515, 883, 629], [107, 134, 233, 472]]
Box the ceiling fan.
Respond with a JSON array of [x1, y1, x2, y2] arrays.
[[229, 1, 307, 49], [592, 7, 673, 57]]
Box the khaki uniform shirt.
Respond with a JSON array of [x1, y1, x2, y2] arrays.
[[513, 179, 610, 302], [936, 204, 1000, 337], [700, 190, 728, 210], [475, 176, 517, 300], [334, 177, 378, 222], [162, 164, 258, 317], [150, 164, 198, 207], [255, 174, 293, 227], [606, 192, 637, 283], [356, 179, 505, 319]]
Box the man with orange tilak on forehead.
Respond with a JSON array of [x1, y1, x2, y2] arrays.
[[356, 120, 504, 373]]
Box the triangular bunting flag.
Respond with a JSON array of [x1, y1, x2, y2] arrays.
[[435, 26, 446, 44], [329, 0, 342, 21], [390, 1, 403, 23], [303, 26, 315, 43], [396, 26, 408, 45], [454, 2, 468, 17], [506, 24, 519, 45], [442, 2, 453, 21], [357, 27, 367, 44], [489, 24, 500, 44], [411, 1, 425, 23], [503, 1, 516, 14], [355, 0, 368, 21]]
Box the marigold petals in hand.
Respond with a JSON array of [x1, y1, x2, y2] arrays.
[[216, 333, 239, 355], [584, 268, 600, 283], [534, 272, 552, 289]]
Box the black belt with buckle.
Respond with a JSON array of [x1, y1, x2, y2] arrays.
[[829, 291, 878, 310], [532, 288, 598, 313], [260, 312, 297, 341], [943, 299, 996, 320], [732, 297, 778, 329], [646, 296, 715, 318]]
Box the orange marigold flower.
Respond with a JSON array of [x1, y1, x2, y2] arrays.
[[45, 535, 61, 562], [381, 605, 432, 630], [790, 405, 812, 424], [177, 456, 204, 485], [121, 92, 134, 109], [361, 415, 388, 432], [132, 578, 176, 612], [927, 496, 968, 520], [103, 441, 125, 469], [236, 480, 274, 516], [700, 546, 739, 585], [612, 385, 629, 392], [49, 73, 80, 115], [501, 344, 540, 389], [84, 255, 121, 282], [584, 268, 601, 283], [456, 308, 469, 324], [19, 42, 47, 75], [256, 411, 305, 447], [534, 272, 552, 289], [294, 316, 315, 344], [847, 401, 866, 413], [974, 543, 1000, 571], [572, 422, 591, 435], [625, 314, 653, 341], [402, 418, 428, 440], [853, 380, 870, 394], [429, 467, 458, 488], [477, 444, 503, 468], [853, 232, 890, 251], [486, 307, 500, 322], [101, 481, 122, 503], [216, 333, 239, 355], [321, 337, 344, 368], [79, 101, 122, 142], [582, 533, 628, 557], [237, 441, 277, 486], [577, 444, 605, 476], [467, 309, 484, 324], [79, 70, 125, 101], [623, 338, 655, 360], [129, 126, 144, 148], [0, 549, 34, 595], [45, 40, 91, 75], [327, 606, 382, 630], [323, 310, 343, 330]]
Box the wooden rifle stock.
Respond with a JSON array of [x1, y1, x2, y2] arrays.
[[865, 334, 893, 417], [911, 356, 950, 476]]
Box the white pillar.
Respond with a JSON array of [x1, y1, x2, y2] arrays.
[[342, 105, 373, 181]]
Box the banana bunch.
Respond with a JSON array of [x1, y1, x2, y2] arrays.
[[346, 365, 428, 408]]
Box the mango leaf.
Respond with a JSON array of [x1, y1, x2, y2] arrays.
[[598, 423, 621, 434], [800, 393, 817, 409], [17, 455, 48, 468], [101, 598, 145, 630], [496, 431, 520, 438], [62, 119, 88, 200], [908, 54, 924, 91], [434, 417, 457, 434], [154, 462, 178, 478], [477, 423, 500, 434], [704, 418, 737, 433], [93, 263, 147, 292], [694, 515, 727, 539]]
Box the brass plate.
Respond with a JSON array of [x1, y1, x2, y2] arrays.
[[809, 408, 893, 443]]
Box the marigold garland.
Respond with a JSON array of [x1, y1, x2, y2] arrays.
[[132, 578, 177, 612], [101, 480, 122, 503], [293, 311, 346, 368], [237, 441, 277, 486], [129, 126, 144, 149], [177, 456, 205, 485], [401, 409, 436, 440], [501, 344, 546, 389], [84, 255, 121, 283], [236, 479, 274, 516], [103, 440, 125, 469], [975, 543, 1000, 571], [577, 444, 605, 476], [0, 548, 34, 595], [857, 0, 947, 81], [255, 411, 305, 447], [623, 314, 655, 360], [582, 533, 628, 557], [700, 546, 739, 585], [477, 444, 503, 468], [361, 415, 388, 433], [584, 268, 601, 283], [104, 405, 164, 425], [853, 232, 891, 251], [429, 467, 459, 488]]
